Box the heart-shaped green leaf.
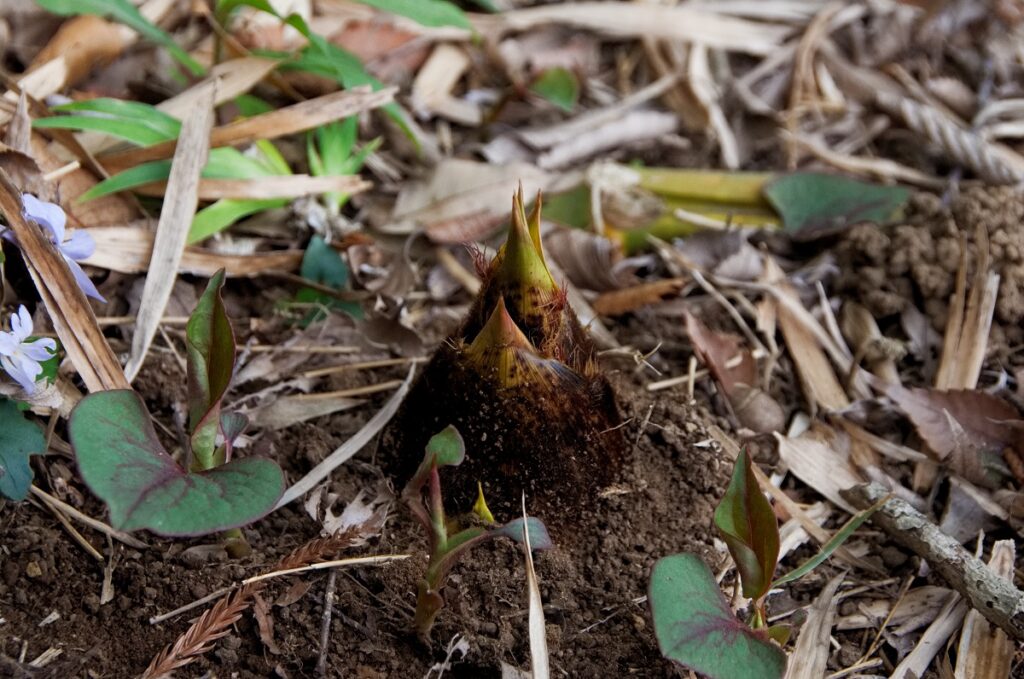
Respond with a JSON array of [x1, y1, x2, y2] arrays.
[[649, 554, 787, 679], [71, 390, 284, 536], [715, 450, 779, 600], [0, 398, 45, 501]]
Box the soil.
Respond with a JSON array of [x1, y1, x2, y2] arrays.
[[835, 184, 1024, 364], [0, 305, 729, 677]]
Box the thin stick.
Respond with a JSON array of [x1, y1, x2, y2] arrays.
[[30, 486, 148, 549], [842, 483, 1024, 640], [248, 344, 362, 354], [289, 380, 404, 401], [149, 555, 408, 625], [33, 496, 103, 562], [316, 570, 338, 677], [301, 356, 428, 379], [275, 365, 415, 509]]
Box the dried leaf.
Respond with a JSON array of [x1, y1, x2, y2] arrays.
[[251, 593, 280, 655], [886, 385, 1018, 487]]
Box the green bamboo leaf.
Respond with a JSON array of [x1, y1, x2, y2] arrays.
[[33, 115, 173, 146], [215, 1, 413, 138], [714, 450, 779, 601], [353, 0, 471, 29], [0, 399, 45, 501], [70, 390, 283, 536], [530, 68, 579, 113], [771, 495, 887, 588], [78, 160, 173, 202], [188, 198, 286, 244], [51, 98, 181, 138], [35, 0, 204, 75], [649, 554, 787, 679]]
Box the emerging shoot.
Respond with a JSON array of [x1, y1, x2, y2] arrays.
[[384, 188, 624, 523]]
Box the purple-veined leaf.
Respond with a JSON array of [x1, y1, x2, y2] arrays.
[[186, 270, 236, 471], [649, 554, 786, 679], [71, 390, 283, 536], [714, 450, 779, 601]]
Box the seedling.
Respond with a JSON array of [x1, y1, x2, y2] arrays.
[[70, 271, 284, 544], [648, 450, 883, 679], [403, 425, 552, 640], [384, 188, 624, 521]]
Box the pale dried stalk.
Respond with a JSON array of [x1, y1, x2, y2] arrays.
[[875, 92, 1024, 184], [785, 573, 844, 679], [125, 80, 216, 382], [100, 87, 396, 173], [143, 528, 366, 678], [0, 170, 129, 392]]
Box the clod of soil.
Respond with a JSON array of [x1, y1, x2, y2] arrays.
[[836, 185, 1024, 356]]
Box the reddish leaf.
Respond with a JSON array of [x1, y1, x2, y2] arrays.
[[186, 270, 236, 471], [886, 385, 1019, 488], [714, 450, 779, 601], [685, 311, 756, 396]]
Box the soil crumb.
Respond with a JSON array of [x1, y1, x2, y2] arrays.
[[836, 184, 1024, 358]]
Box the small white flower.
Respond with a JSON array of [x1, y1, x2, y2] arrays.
[[0, 306, 57, 394]]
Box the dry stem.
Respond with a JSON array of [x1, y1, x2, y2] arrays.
[[842, 483, 1024, 641]]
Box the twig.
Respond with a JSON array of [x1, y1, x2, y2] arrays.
[[316, 570, 338, 677], [29, 486, 148, 550], [842, 483, 1024, 641], [142, 529, 397, 678]]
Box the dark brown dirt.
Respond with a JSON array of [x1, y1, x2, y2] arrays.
[[0, 326, 728, 678]]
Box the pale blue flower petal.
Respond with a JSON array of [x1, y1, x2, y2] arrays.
[[22, 339, 56, 362], [1, 355, 37, 393], [65, 257, 106, 302], [61, 230, 96, 260], [10, 305, 32, 342], [22, 193, 67, 242], [0, 332, 17, 355]]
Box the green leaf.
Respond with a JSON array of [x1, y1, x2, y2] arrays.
[[186, 270, 236, 471], [35, 0, 204, 76], [425, 425, 465, 468], [771, 495, 886, 588], [714, 450, 779, 601], [70, 390, 283, 536], [217, 1, 411, 137], [649, 554, 787, 679], [530, 68, 579, 113], [296, 236, 361, 321], [493, 517, 553, 550], [0, 399, 45, 501], [79, 160, 173, 201], [51, 98, 182, 138], [33, 115, 175, 147], [188, 198, 286, 244], [763, 172, 910, 239], [353, 0, 471, 29]]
